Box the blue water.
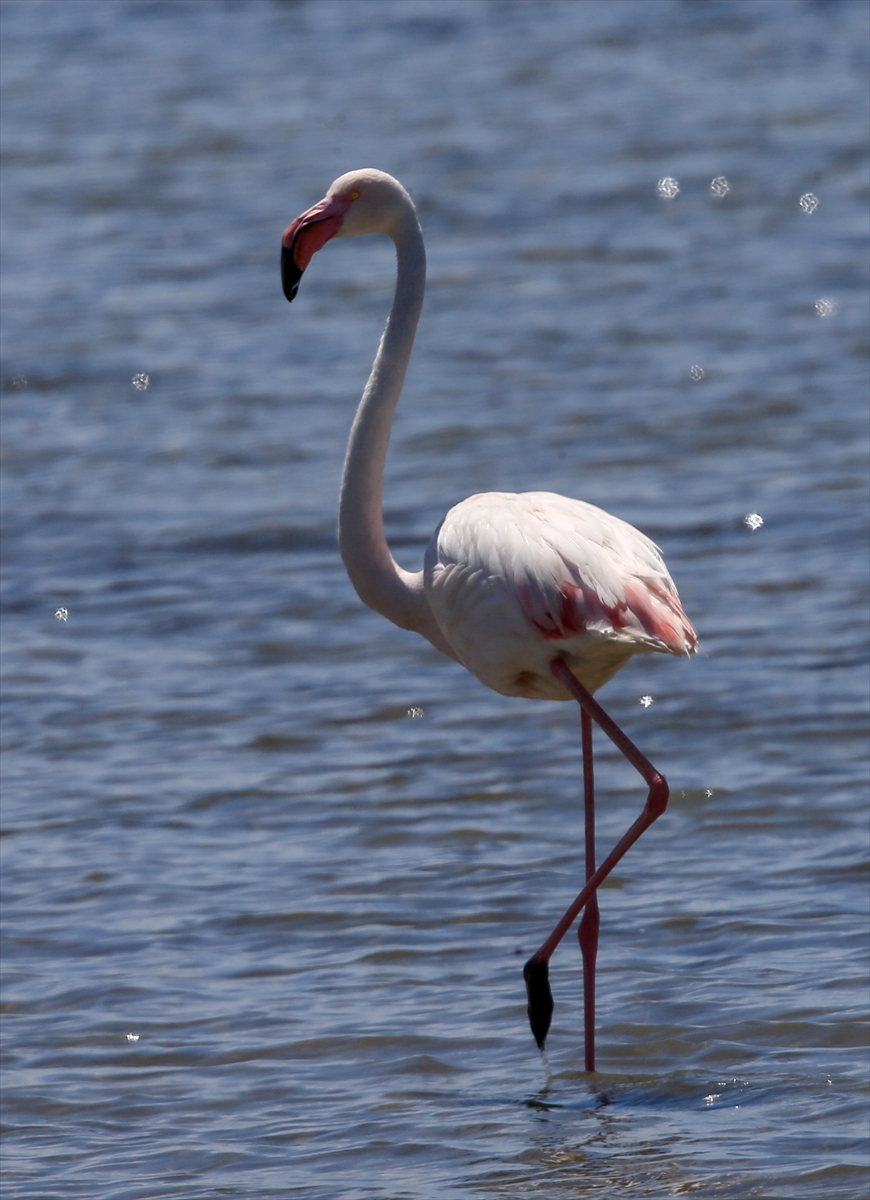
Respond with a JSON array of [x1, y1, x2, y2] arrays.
[[2, 2, 868, 1197]]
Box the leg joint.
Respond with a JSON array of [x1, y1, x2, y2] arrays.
[[645, 773, 669, 820]]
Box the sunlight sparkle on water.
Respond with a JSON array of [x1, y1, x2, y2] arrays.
[[710, 176, 730, 197], [125, 1033, 139, 1041], [407, 707, 424, 718], [744, 513, 764, 530], [640, 695, 654, 707], [55, 607, 68, 621], [799, 192, 819, 214], [657, 177, 679, 199], [815, 298, 838, 317], [689, 364, 705, 381], [131, 373, 150, 391]]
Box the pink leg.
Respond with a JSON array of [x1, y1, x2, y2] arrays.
[[523, 658, 669, 1052], [578, 707, 599, 1072]]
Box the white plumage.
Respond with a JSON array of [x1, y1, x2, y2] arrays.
[[425, 490, 696, 700]]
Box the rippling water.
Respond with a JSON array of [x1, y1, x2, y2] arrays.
[[2, 2, 868, 1197]]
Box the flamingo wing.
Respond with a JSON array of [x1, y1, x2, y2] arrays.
[[427, 491, 697, 658]]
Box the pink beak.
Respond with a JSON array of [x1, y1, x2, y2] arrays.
[[281, 192, 353, 302]]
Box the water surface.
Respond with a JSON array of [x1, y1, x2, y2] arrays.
[[2, 2, 868, 1197]]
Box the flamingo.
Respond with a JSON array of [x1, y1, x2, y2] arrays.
[[281, 169, 697, 1069]]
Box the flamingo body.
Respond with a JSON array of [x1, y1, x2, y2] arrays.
[[282, 168, 697, 1059], [425, 490, 696, 700]]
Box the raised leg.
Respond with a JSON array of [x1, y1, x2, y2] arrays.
[[578, 706, 599, 1073], [523, 658, 669, 1052]]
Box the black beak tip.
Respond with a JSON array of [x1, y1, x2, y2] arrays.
[[523, 957, 554, 1051], [281, 244, 303, 303]]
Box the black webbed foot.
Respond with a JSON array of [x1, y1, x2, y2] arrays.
[[523, 956, 554, 1050]]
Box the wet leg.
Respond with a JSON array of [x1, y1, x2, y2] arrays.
[[578, 707, 599, 1072], [524, 658, 669, 1051]]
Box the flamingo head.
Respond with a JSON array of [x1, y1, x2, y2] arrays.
[[281, 168, 411, 302]]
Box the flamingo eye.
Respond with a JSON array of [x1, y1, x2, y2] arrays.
[[348, 190, 360, 200]]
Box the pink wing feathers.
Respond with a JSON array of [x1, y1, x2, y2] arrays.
[[433, 492, 697, 657], [520, 574, 696, 654], [510, 494, 696, 654]]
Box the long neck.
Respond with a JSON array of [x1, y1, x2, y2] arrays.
[[337, 208, 428, 633]]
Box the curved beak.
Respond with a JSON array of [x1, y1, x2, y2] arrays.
[[281, 192, 353, 302]]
